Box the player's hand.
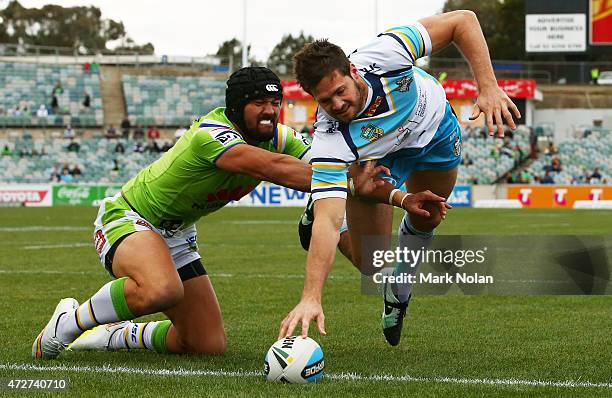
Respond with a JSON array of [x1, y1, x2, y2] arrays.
[[401, 190, 452, 219], [350, 161, 391, 196], [278, 297, 326, 339], [470, 85, 521, 138]]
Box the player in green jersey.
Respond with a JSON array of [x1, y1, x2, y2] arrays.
[[32, 67, 406, 359]]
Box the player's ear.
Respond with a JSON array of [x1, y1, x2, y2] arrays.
[[349, 63, 359, 79]]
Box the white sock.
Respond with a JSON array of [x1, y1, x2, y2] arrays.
[[109, 321, 166, 351], [56, 278, 134, 344]]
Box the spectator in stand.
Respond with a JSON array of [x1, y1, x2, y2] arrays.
[[133, 125, 145, 140], [82, 91, 91, 110], [115, 141, 125, 154], [50, 94, 59, 115], [71, 164, 82, 177], [490, 144, 501, 161], [53, 80, 63, 96], [36, 104, 48, 118], [551, 156, 562, 172], [147, 125, 161, 140], [64, 124, 75, 140], [48, 163, 61, 182], [590, 168, 602, 181], [461, 153, 474, 166], [133, 141, 146, 153], [112, 159, 120, 172], [66, 139, 80, 153], [105, 125, 118, 139], [541, 171, 555, 184], [148, 140, 162, 153], [60, 169, 74, 183], [120, 117, 131, 139], [2, 145, 12, 156], [519, 170, 531, 183]]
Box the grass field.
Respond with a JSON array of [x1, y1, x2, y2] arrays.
[[0, 206, 611, 397]]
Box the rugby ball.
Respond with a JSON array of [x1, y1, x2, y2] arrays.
[[264, 336, 324, 383]]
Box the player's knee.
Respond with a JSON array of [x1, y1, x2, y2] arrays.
[[143, 279, 184, 312]]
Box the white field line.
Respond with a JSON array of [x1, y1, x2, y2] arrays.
[[22, 243, 91, 250], [0, 226, 89, 232], [0, 363, 610, 389]]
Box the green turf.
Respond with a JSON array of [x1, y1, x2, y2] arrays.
[[0, 207, 611, 397]]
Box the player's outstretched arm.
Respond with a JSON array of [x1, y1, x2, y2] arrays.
[[279, 197, 345, 339], [419, 10, 521, 137], [216, 144, 311, 192]]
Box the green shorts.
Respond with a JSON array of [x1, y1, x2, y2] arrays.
[[93, 193, 202, 278]]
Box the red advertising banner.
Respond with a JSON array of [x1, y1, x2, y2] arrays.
[[507, 185, 611, 208], [0, 184, 53, 207], [591, 0, 612, 45], [443, 80, 536, 99], [282, 80, 312, 100]]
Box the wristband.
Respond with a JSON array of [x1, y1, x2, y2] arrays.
[[388, 188, 400, 205], [348, 178, 356, 196], [400, 192, 413, 209]]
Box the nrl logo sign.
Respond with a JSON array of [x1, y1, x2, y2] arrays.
[[360, 123, 384, 142], [396, 76, 413, 92]]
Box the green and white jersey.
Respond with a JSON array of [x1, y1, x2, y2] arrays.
[[122, 107, 311, 230]]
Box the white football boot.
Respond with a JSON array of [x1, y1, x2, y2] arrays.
[[32, 298, 79, 359], [68, 321, 132, 351]]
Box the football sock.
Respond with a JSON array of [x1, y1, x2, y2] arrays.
[[109, 320, 172, 352], [56, 277, 135, 343], [391, 213, 433, 303]]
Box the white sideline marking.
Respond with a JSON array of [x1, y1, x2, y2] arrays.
[[23, 243, 91, 250], [222, 220, 295, 224], [0, 363, 610, 389], [0, 226, 88, 232]]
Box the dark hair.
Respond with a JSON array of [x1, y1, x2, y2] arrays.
[[293, 39, 350, 95]]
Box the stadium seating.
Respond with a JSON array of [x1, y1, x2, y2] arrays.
[[0, 137, 166, 184], [122, 75, 225, 127], [456, 127, 531, 185], [0, 62, 103, 127], [526, 130, 611, 184]]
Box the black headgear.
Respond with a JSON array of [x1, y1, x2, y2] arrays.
[[225, 66, 283, 131]]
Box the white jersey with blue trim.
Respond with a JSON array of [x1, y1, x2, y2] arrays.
[[310, 22, 448, 201]]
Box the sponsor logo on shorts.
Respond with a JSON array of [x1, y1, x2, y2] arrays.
[[453, 135, 461, 157], [360, 123, 384, 142], [135, 219, 153, 230], [94, 230, 106, 256]]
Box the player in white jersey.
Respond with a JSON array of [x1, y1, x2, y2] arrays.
[[280, 11, 520, 346]]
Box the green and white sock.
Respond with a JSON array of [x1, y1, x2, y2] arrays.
[[57, 277, 135, 343], [109, 321, 172, 353]]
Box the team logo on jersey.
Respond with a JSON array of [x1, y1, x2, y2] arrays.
[[395, 76, 413, 92], [265, 84, 279, 92], [364, 96, 383, 117], [360, 123, 384, 142]]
